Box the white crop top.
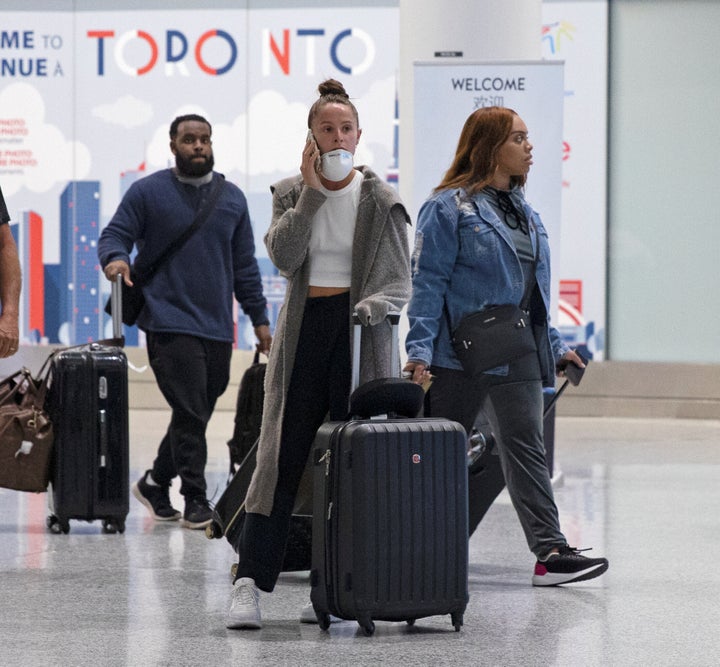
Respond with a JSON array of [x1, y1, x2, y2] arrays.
[[308, 170, 362, 287]]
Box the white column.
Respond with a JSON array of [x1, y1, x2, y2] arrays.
[[398, 0, 542, 210]]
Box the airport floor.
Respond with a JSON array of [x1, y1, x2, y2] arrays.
[[1, 410, 719, 667]]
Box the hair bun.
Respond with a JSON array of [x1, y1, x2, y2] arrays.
[[318, 78, 348, 99]]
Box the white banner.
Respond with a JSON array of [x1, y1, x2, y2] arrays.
[[413, 60, 565, 314], [542, 1, 608, 360], [0, 6, 400, 348]]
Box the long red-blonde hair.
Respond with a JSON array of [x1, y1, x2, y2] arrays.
[[435, 106, 526, 194]]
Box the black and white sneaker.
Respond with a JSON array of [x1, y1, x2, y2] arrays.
[[181, 496, 213, 529], [532, 545, 609, 586], [132, 470, 181, 521]]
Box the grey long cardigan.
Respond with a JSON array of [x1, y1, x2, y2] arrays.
[[244, 167, 412, 515]]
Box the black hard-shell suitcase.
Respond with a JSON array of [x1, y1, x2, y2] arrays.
[[309, 315, 469, 635], [45, 275, 129, 534]]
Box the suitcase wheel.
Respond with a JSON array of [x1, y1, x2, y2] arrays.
[[102, 518, 125, 534], [47, 515, 70, 534], [205, 521, 222, 540], [317, 612, 331, 631], [358, 619, 375, 637], [451, 612, 463, 632], [406, 619, 416, 627]]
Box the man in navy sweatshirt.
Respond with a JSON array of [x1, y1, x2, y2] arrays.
[[98, 114, 272, 529]]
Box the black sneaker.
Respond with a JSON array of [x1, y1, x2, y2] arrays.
[[181, 496, 213, 530], [132, 470, 181, 521], [532, 545, 609, 586]]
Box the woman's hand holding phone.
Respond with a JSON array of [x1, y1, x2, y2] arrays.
[[557, 350, 587, 386]]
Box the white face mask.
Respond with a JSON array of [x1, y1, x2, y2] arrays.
[[320, 149, 354, 182]]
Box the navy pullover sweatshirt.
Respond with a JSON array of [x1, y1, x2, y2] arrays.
[[97, 169, 268, 342]]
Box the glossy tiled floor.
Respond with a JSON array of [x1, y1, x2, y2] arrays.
[[1, 411, 719, 666]]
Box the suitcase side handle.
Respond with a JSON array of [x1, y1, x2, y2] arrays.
[[111, 274, 124, 342]]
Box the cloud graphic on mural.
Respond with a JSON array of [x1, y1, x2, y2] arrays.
[[355, 76, 396, 158], [144, 92, 311, 175], [235, 89, 310, 175], [143, 80, 397, 177], [0, 82, 92, 196], [223, 84, 393, 175], [91, 95, 154, 129]]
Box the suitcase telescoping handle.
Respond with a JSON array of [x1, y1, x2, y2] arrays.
[[351, 312, 401, 393], [111, 273, 123, 341]]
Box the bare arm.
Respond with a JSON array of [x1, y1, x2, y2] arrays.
[[0, 224, 21, 357]]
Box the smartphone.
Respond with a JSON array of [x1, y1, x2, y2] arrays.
[[306, 130, 320, 169], [564, 353, 587, 386]]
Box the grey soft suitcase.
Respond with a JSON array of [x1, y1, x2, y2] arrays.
[[45, 275, 129, 534], [309, 315, 469, 635]]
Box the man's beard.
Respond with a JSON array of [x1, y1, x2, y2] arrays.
[[175, 152, 214, 177]]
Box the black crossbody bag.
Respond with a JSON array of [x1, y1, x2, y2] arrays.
[[104, 176, 226, 326], [450, 222, 539, 376]]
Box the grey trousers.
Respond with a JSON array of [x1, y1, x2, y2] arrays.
[[426, 353, 566, 558]]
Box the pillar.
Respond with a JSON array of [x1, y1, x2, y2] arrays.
[[398, 0, 542, 210]]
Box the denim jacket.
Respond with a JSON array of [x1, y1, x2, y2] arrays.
[[405, 186, 569, 386]]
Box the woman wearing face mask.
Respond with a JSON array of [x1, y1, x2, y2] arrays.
[[227, 79, 412, 629]]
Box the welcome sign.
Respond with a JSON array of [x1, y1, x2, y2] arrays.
[[413, 61, 565, 311]]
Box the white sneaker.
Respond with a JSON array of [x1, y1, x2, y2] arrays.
[[227, 578, 262, 629], [299, 601, 342, 624]]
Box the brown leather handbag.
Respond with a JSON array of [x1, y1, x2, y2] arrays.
[[0, 366, 54, 493]]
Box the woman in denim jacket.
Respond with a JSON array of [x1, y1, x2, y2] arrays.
[[404, 107, 608, 587]]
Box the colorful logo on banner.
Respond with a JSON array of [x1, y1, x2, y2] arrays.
[[0, 27, 379, 78], [85, 27, 375, 77], [86, 29, 237, 76], [542, 20, 576, 55]]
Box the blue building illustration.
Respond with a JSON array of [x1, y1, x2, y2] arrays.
[[59, 181, 102, 345]]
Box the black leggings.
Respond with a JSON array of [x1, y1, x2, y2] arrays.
[[235, 292, 351, 591]]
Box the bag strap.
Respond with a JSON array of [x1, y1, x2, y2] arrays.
[[518, 218, 539, 312], [0, 367, 49, 409], [133, 175, 226, 285], [443, 202, 539, 334]]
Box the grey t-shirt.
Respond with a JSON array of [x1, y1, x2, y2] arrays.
[[482, 187, 534, 298]]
